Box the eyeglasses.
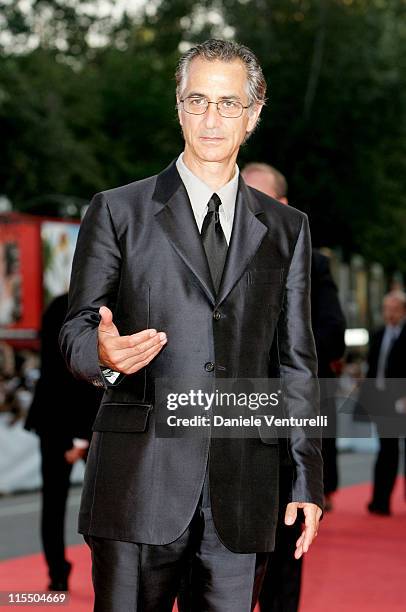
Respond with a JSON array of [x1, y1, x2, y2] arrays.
[[179, 96, 251, 118]]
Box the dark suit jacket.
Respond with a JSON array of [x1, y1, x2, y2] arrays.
[[365, 324, 406, 380], [59, 161, 323, 553], [311, 250, 346, 378], [25, 293, 102, 448], [358, 322, 406, 420]]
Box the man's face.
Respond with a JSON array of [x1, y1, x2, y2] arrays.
[[383, 297, 406, 326], [177, 58, 261, 166]]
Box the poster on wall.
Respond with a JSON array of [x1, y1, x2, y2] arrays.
[[0, 240, 22, 326], [0, 217, 41, 341], [41, 222, 79, 305]]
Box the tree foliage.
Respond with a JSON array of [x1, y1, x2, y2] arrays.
[[0, 0, 405, 274]]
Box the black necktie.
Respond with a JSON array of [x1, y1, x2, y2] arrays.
[[201, 193, 228, 293]]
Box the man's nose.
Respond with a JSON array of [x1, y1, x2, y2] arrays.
[[203, 102, 222, 128]]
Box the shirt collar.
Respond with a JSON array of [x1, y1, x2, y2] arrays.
[[176, 153, 239, 221], [386, 321, 404, 338]]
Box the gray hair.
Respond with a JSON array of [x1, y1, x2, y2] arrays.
[[175, 39, 267, 107]]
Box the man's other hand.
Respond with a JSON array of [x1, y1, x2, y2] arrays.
[[64, 447, 87, 464], [284, 501, 322, 559], [98, 306, 167, 374]]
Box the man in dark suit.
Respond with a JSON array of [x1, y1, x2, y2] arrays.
[[242, 162, 345, 612], [311, 251, 346, 506], [363, 290, 406, 515], [25, 293, 102, 590], [60, 39, 323, 611]]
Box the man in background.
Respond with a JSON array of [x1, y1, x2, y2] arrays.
[[362, 290, 406, 516], [242, 162, 346, 612], [25, 293, 102, 591]]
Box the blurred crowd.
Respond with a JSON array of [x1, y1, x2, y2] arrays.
[[0, 342, 39, 426]]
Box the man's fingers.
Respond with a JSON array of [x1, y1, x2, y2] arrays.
[[294, 516, 318, 559], [64, 448, 86, 464], [130, 331, 167, 355], [125, 343, 165, 374], [101, 329, 161, 351], [107, 331, 166, 360], [296, 530, 305, 549], [294, 531, 305, 559], [130, 329, 165, 344], [302, 523, 316, 554], [116, 339, 166, 373], [284, 502, 298, 526], [295, 546, 303, 560], [302, 510, 319, 553], [98, 306, 114, 328]]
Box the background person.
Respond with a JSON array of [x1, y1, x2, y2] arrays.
[[360, 290, 406, 516], [242, 162, 346, 612], [25, 293, 102, 591]]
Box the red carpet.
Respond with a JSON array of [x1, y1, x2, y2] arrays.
[[0, 478, 405, 611], [300, 477, 406, 612]]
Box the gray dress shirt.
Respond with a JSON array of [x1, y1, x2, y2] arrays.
[[176, 153, 238, 245]]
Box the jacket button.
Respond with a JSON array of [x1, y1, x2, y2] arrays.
[[204, 362, 215, 372], [213, 311, 221, 320]]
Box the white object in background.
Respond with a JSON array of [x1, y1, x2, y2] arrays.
[[0, 415, 84, 494], [345, 328, 369, 347]]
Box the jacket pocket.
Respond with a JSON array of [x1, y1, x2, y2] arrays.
[[247, 268, 283, 285], [257, 426, 279, 445], [92, 402, 152, 433]]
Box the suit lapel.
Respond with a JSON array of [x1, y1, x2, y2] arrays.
[[216, 179, 268, 307], [153, 162, 268, 308], [153, 161, 216, 305]]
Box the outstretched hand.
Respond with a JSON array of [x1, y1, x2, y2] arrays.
[[98, 306, 167, 374]]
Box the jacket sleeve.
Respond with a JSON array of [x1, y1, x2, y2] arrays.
[[59, 192, 122, 389], [277, 214, 324, 510]]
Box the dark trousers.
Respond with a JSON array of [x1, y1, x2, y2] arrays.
[[85, 473, 267, 612], [258, 522, 302, 612], [40, 436, 73, 582], [321, 393, 338, 496], [257, 461, 304, 612], [322, 437, 338, 495], [370, 436, 405, 512]]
